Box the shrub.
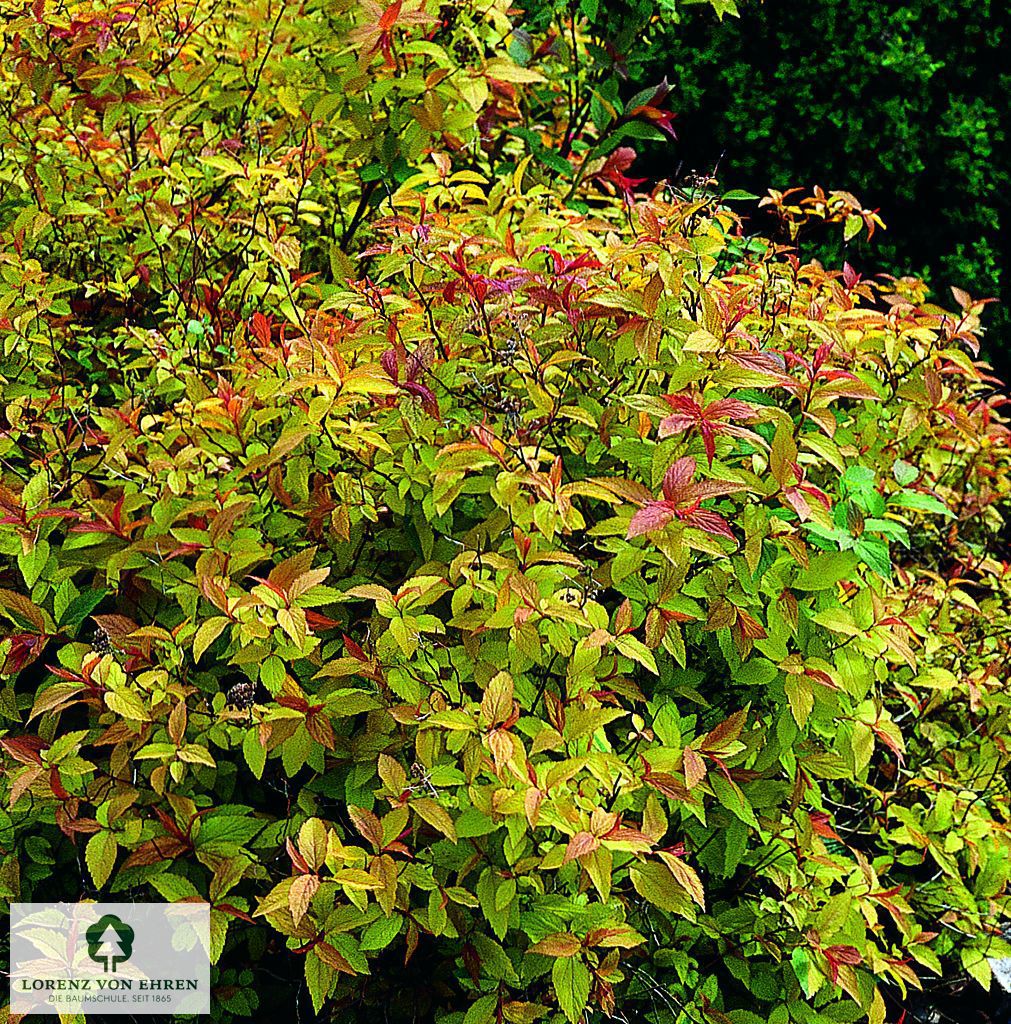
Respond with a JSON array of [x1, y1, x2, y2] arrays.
[[1, 1, 1010, 1023]]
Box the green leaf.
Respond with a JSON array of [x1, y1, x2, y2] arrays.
[[150, 872, 203, 901], [360, 914, 401, 952], [888, 491, 953, 517], [854, 538, 891, 579], [892, 460, 918, 486], [462, 994, 498, 1024], [709, 774, 759, 828], [305, 949, 335, 1014], [630, 862, 696, 919], [242, 729, 267, 780], [614, 634, 658, 674], [843, 214, 863, 241], [134, 743, 177, 760], [613, 122, 667, 143], [914, 667, 959, 690], [793, 552, 859, 590], [60, 200, 101, 216], [17, 540, 49, 589], [57, 589, 108, 631], [812, 607, 860, 636], [784, 675, 813, 728], [578, 0, 599, 20], [471, 933, 519, 982], [194, 616, 230, 663], [552, 957, 591, 1024], [960, 947, 992, 991], [178, 743, 216, 767], [105, 689, 150, 721], [733, 658, 777, 686], [260, 656, 286, 694], [455, 809, 497, 837], [85, 831, 118, 888], [790, 947, 824, 997]]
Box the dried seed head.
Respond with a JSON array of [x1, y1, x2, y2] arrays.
[[226, 680, 257, 710], [91, 627, 113, 655]]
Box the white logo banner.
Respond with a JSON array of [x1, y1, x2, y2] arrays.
[[9, 902, 210, 1015]]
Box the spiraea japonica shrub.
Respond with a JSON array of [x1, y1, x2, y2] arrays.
[[1, 1, 1009, 1022]]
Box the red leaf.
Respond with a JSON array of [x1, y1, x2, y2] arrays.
[[809, 812, 842, 841], [348, 806, 384, 848], [662, 457, 696, 501], [381, 348, 400, 382], [250, 312, 272, 347], [735, 609, 767, 640], [563, 831, 600, 863], [2, 632, 48, 674], [605, 826, 653, 846], [528, 933, 582, 957], [316, 941, 358, 975], [1, 735, 48, 766], [50, 767, 71, 799], [705, 397, 760, 422], [305, 610, 341, 632], [215, 903, 257, 924], [122, 836, 189, 868], [401, 380, 439, 418], [305, 708, 336, 750], [286, 836, 311, 875], [659, 396, 761, 465], [627, 501, 676, 538], [701, 709, 747, 753], [342, 635, 368, 661], [823, 945, 862, 984], [683, 747, 707, 789], [277, 695, 310, 713], [378, 0, 403, 31], [682, 507, 735, 540], [642, 769, 690, 801], [594, 147, 646, 199]]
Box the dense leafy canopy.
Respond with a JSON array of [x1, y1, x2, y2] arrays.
[[1, 1, 1009, 1023], [521, 0, 1010, 369]]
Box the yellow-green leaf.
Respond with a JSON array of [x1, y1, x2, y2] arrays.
[[411, 798, 457, 843], [85, 831, 118, 888], [194, 616, 229, 663]]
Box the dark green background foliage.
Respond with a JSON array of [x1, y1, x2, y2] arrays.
[[524, 0, 1010, 370]]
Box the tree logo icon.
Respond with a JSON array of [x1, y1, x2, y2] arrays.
[[85, 914, 135, 973]]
